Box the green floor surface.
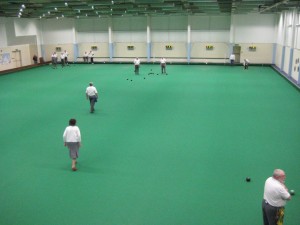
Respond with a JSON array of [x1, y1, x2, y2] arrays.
[[0, 64, 299, 225]]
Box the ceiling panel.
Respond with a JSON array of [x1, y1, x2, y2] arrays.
[[0, 0, 299, 19]]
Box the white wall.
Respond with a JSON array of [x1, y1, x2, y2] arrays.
[[283, 46, 291, 74], [2, 11, 299, 71], [0, 18, 8, 47], [190, 42, 229, 63], [273, 10, 300, 82], [14, 18, 39, 36], [191, 31, 230, 42], [114, 42, 147, 59], [0, 44, 32, 71], [114, 31, 146, 42], [291, 48, 300, 82], [76, 18, 109, 43], [40, 18, 74, 44], [275, 44, 283, 68], [231, 14, 276, 43]]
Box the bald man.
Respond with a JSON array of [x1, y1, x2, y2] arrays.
[[262, 169, 291, 225]]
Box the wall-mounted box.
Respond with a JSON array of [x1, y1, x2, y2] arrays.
[[206, 45, 214, 50], [249, 46, 256, 51], [91, 46, 98, 51]]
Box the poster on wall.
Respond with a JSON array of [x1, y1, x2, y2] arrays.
[[0, 53, 11, 64]]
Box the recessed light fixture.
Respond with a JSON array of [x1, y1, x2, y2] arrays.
[[65, 2, 68, 6], [21, 4, 25, 9], [92, 6, 94, 9], [111, 1, 114, 4], [55, 7, 57, 11]]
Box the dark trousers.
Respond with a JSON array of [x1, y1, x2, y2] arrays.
[[134, 65, 139, 74], [262, 200, 285, 225], [89, 96, 97, 112], [161, 64, 166, 74], [90, 57, 94, 64], [52, 58, 57, 68]]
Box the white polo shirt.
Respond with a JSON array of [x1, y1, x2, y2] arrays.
[[89, 51, 94, 57], [263, 177, 290, 207], [160, 58, 166, 64], [86, 86, 98, 97], [134, 58, 140, 65], [63, 126, 81, 142]]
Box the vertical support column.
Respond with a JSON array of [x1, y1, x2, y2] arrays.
[[281, 46, 285, 71], [147, 16, 151, 62], [229, 15, 236, 45], [72, 20, 78, 62], [297, 25, 300, 84], [229, 15, 236, 64], [272, 43, 277, 65], [288, 10, 297, 77], [108, 17, 113, 62], [288, 48, 294, 77], [298, 64, 300, 85], [187, 16, 191, 63], [281, 12, 287, 71], [38, 19, 45, 60], [229, 43, 234, 58]]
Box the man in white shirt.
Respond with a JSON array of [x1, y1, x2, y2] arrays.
[[229, 53, 235, 65], [89, 50, 94, 64], [262, 169, 291, 225], [83, 51, 88, 63], [64, 50, 69, 65], [244, 59, 249, 69], [60, 52, 65, 67], [51, 52, 57, 69], [134, 57, 140, 75], [86, 82, 98, 113], [160, 57, 167, 74]]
